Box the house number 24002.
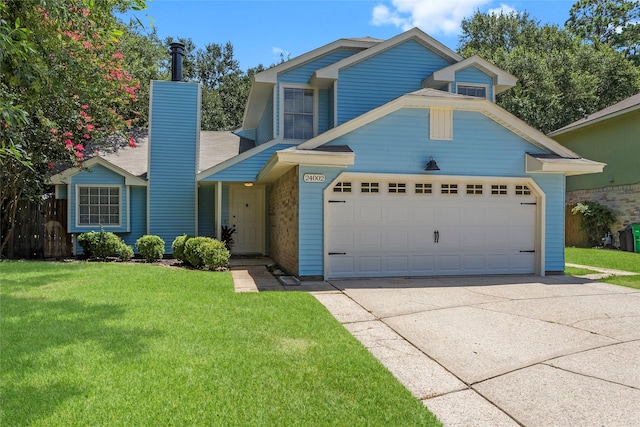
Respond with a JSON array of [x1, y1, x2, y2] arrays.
[[303, 174, 326, 183]]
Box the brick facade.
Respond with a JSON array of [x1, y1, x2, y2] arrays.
[[567, 183, 640, 237], [269, 166, 299, 275]]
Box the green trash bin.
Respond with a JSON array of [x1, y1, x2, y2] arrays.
[[632, 224, 640, 254]]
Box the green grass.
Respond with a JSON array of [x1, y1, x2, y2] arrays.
[[1, 261, 440, 426], [565, 247, 640, 289]]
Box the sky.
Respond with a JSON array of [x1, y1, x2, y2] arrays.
[[123, 0, 576, 70]]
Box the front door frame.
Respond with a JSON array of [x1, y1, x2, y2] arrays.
[[229, 184, 266, 254]]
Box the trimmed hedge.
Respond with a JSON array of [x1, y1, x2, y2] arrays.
[[183, 236, 230, 270], [136, 235, 165, 262], [77, 231, 133, 261], [171, 234, 193, 263]]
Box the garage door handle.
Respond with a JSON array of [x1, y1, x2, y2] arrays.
[[434, 230, 439, 243], [329, 252, 347, 255]]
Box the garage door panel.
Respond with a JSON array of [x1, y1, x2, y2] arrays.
[[359, 256, 382, 273], [384, 205, 409, 221], [327, 177, 537, 278], [387, 256, 409, 273], [357, 230, 382, 248], [386, 230, 408, 248]]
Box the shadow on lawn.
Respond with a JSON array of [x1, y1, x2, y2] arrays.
[[1, 289, 163, 425]]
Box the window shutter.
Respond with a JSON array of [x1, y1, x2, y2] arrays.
[[429, 107, 453, 140]]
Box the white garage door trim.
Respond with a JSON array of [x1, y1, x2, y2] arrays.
[[323, 173, 545, 279]]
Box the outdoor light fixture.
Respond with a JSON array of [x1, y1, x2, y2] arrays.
[[243, 182, 254, 187], [425, 156, 440, 171]]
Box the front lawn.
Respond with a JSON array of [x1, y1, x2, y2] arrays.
[[1, 261, 439, 426], [565, 247, 640, 289]]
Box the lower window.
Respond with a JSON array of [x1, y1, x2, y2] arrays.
[[78, 186, 120, 225]]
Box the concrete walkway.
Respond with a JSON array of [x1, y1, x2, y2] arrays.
[[230, 263, 640, 426], [565, 263, 638, 280]]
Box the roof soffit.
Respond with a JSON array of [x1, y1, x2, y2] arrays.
[[297, 93, 581, 159], [422, 55, 517, 94], [48, 157, 147, 186], [311, 27, 463, 82]]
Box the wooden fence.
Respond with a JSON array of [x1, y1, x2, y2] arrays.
[[565, 204, 590, 248], [1, 199, 71, 259]]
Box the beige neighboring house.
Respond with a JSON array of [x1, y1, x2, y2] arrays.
[[549, 93, 640, 238]]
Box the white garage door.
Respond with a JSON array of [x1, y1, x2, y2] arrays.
[[327, 177, 537, 278]]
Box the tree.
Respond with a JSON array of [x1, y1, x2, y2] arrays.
[[566, 0, 640, 63], [1, 0, 147, 257], [458, 11, 640, 133], [162, 37, 259, 131]]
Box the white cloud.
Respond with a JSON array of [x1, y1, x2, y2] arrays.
[[272, 47, 291, 62], [371, 0, 501, 35], [488, 3, 516, 16]]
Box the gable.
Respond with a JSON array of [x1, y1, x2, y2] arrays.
[[323, 108, 546, 177], [278, 48, 362, 84], [336, 39, 454, 125]]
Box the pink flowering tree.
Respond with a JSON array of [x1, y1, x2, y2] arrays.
[[1, 0, 147, 256]]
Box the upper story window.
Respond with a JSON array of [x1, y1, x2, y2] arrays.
[[457, 84, 487, 99], [283, 87, 314, 139], [78, 186, 120, 226]]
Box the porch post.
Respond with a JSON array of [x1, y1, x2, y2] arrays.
[[216, 181, 222, 240]]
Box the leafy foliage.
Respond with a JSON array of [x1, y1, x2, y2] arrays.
[[1, 0, 148, 257], [162, 37, 265, 131], [183, 236, 230, 270], [458, 10, 640, 133], [571, 201, 618, 246], [77, 230, 132, 261], [566, 0, 640, 64], [171, 234, 193, 263], [135, 234, 165, 262], [221, 225, 235, 250]]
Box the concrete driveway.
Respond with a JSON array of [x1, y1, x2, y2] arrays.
[[310, 275, 640, 426]]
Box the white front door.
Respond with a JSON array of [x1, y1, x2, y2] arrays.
[[230, 185, 264, 254], [326, 176, 538, 278]]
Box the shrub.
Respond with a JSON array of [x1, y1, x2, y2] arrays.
[[183, 236, 230, 270], [136, 235, 165, 262], [572, 201, 617, 247], [172, 234, 193, 263], [200, 239, 230, 270], [77, 231, 126, 260], [118, 243, 134, 261]]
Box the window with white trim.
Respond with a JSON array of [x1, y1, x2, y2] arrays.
[[466, 184, 483, 195], [441, 184, 458, 194], [283, 87, 314, 139], [457, 84, 487, 99], [78, 186, 120, 225], [415, 183, 432, 194], [388, 183, 406, 193], [491, 184, 508, 195], [333, 182, 352, 193], [361, 182, 379, 193]]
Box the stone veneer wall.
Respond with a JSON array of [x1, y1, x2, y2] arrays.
[[567, 183, 640, 234], [269, 166, 299, 275]]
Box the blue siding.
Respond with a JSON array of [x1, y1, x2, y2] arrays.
[[236, 128, 256, 141], [278, 48, 361, 84], [256, 91, 273, 144], [298, 166, 344, 277], [125, 186, 147, 249], [328, 83, 335, 129], [69, 165, 128, 233], [337, 39, 453, 125], [454, 66, 494, 100], [200, 143, 295, 182], [327, 109, 538, 177], [198, 186, 215, 237], [148, 81, 200, 249], [318, 88, 330, 134], [532, 174, 566, 272], [56, 184, 68, 199]]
